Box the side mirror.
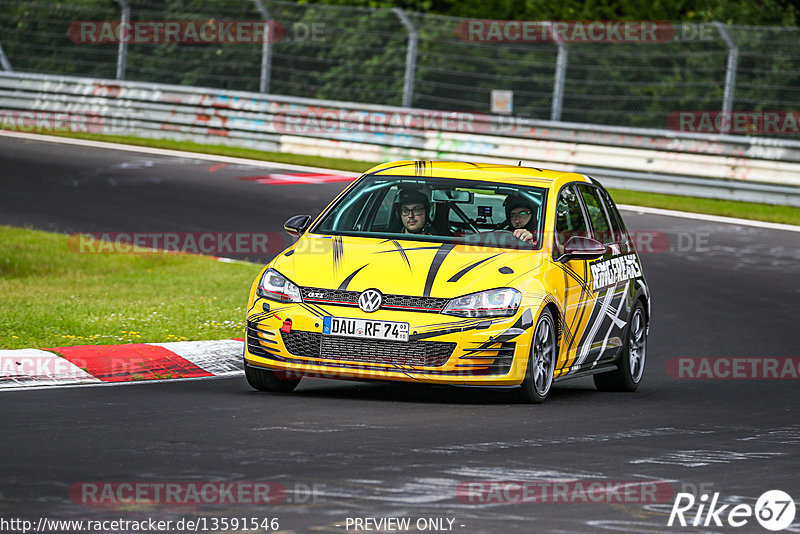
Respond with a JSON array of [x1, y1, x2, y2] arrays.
[[560, 236, 606, 261], [284, 215, 311, 237]]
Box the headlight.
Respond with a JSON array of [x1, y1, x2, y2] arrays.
[[256, 268, 302, 303], [442, 288, 521, 318]]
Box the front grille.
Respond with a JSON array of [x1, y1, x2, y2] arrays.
[[300, 287, 449, 313], [281, 330, 456, 368], [301, 288, 358, 305], [383, 294, 449, 311], [281, 329, 321, 356]]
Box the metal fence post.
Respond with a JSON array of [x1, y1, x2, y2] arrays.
[[0, 40, 12, 71], [392, 8, 418, 108], [714, 22, 738, 129], [548, 23, 568, 122], [252, 0, 273, 93], [113, 0, 129, 80]]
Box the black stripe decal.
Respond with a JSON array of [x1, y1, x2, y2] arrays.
[[574, 286, 615, 366], [305, 302, 333, 317], [470, 309, 534, 350], [557, 261, 587, 286], [301, 304, 325, 318], [331, 236, 343, 273], [566, 262, 591, 356], [423, 244, 455, 297], [390, 240, 411, 270], [551, 261, 588, 361], [367, 162, 416, 176], [375, 246, 441, 253], [557, 313, 576, 370], [447, 254, 501, 283], [550, 275, 573, 376], [338, 264, 368, 290], [248, 305, 293, 323], [409, 319, 498, 341], [417, 318, 491, 330]]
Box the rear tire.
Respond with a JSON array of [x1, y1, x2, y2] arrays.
[[244, 363, 301, 393], [594, 301, 647, 392], [515, 308, 557, 404]]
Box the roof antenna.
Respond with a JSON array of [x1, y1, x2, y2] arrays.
[[518, 160, 522, 166]]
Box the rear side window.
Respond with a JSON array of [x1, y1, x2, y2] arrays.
[[554, 186, 590, 254], [599, 188, 630, 245], [578, 185, 614, 244]]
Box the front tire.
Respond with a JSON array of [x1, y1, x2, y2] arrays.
[[245, 363, 301, 393], [594, 301, 647, 392], [515, 308, 557, 404]]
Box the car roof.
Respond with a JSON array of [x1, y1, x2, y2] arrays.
[[362, 161, 590, 189]]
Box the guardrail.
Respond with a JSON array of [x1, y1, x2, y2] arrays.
[[2, 71, 800, 206]]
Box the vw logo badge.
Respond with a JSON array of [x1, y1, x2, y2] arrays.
[[358, 289, 382, 313]]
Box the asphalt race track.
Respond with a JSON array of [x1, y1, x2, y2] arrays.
[[1, 134, 799, 533]]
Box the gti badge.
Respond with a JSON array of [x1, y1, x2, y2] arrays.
[[358, 289, 382, 313]]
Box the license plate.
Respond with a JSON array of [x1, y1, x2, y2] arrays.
[[322, 316, 409, 342]]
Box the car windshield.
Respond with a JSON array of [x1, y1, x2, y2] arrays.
[[311, 175, 547, 250]]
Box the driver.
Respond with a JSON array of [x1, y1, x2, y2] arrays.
[[397, 189, 432, 235], [503, 193, 538, 245]]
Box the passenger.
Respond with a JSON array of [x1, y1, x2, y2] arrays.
[[503, 193, 538, 245]]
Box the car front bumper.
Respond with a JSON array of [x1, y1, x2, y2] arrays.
[[244, 299, 535, 386]]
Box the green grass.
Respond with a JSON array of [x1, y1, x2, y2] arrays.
[[0, 226, 262, 350], [20, 129, 800, 226]]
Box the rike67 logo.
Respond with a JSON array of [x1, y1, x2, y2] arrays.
[[669, 490, 796, 531]]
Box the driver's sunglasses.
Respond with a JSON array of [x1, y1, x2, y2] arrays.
[[511, 210, 532, 218], [401, 207, 425, 217]]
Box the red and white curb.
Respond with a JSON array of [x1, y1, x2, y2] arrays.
[[0, 340, 243, 390]]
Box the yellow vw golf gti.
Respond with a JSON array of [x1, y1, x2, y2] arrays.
[[244, 161, 650, 403]]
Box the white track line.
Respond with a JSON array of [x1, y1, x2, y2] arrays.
[[617, 204, 800, 233], [0, 130, 361, 176], [4, 130, 799, 232], [0, 372, 242, 393]]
